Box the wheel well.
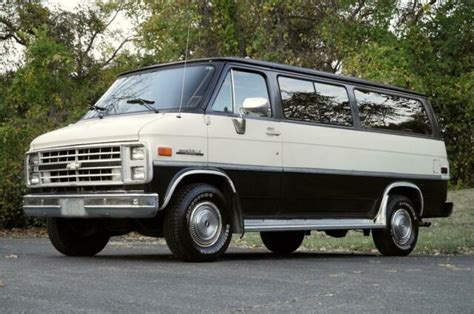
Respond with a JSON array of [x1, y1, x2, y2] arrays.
[[178, 174, 232, 195], [388, 186, 423, 218], [165, 173, 243, 233]]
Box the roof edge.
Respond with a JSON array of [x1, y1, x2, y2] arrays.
[[118, 57, 426, 97]]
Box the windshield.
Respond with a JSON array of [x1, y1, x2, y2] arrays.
[[83, 64, 216, 119]]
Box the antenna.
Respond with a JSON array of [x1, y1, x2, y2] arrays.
[[177, 8, 191, 119]]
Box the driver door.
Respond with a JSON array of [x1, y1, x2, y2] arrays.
[[206, 69, 283, 218]]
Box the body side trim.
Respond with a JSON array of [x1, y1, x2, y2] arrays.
[[284, 167, 443, 181], [374, 182, 424, 225], [153, 160, 445, 181], [244, 219, 385, 232], [160, 169, 237, 210]]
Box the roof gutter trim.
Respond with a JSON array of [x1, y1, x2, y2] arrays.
[[118, 57, 426, 97]]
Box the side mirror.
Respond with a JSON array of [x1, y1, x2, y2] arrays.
[[241, 97, 270, 116], [232, 97, 269, 135]]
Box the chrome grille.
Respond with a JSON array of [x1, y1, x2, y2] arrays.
[[37, 146, 122, 185]]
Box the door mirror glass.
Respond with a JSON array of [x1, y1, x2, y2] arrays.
[[241, 97, 270, 116]]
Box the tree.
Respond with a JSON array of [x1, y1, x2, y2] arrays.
[[330, 0, 473, 185], [0, 0, 472, 228], [0, 1, 136, 227]]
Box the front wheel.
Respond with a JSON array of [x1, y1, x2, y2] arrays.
[[47, 218, 110, 256], [260, 231, 305, 255], [164, 183, 232, 262], [372, 195, 419, 256]]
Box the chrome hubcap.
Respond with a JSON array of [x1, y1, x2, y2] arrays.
[[188, 201, 222, 247], [391, 208, 413, 246]]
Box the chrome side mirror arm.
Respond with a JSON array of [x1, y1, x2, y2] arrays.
[[232, 108, 246, 134]]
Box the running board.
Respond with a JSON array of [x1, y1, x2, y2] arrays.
[[244, 219, 386, 232]]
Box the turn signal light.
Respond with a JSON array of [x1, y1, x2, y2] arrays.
[[158, 146, 172, 157]]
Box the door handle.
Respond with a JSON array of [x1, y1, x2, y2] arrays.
[[265, 128, 281, 136]]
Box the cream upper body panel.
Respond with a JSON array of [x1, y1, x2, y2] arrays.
[[139, 113, 208, 164], [281, 122, 449, 178], [28, 111, 208, 165], [207, 115, 282, 168], [29, 113, 168, 151]]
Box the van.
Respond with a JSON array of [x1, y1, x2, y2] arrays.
[[23, 58, 453, 261]]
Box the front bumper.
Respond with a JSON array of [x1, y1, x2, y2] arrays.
[[23, 193, 159, 218]]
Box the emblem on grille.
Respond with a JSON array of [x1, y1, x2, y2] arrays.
[[66, 161, 82, 170]]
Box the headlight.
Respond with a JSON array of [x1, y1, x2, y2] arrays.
[[29, 154, 39, 166], [27, 153, 40, 186], [131, 147, 145, 160], [30, 173, 40, 185], [122, 144, 149, 183], [131, 166, 145, 180]]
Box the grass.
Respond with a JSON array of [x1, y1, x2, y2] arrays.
[[231, 188, 474, 255]]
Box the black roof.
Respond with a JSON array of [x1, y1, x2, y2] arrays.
[[119, 57, 425, 97]]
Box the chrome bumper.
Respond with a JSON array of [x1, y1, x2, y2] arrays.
[[23, 193, 159, 218]]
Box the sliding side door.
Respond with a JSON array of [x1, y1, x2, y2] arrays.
[[278, 76, 377, 219]]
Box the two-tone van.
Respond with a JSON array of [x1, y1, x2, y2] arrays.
[[23, 57, 453, 261]]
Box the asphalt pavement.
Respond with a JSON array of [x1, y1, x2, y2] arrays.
[[0, 237, 473, 313]]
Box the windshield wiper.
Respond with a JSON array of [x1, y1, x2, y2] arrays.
[[89, 104, 107, 119], [126, 98, 158, 113], [89, 104, 106, 112]]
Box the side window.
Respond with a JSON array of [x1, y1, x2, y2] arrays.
[[355, 90, 432, 135], [279, 77, 352, 126], [212, 70, 271, 118], [212, 72, 232, 113]]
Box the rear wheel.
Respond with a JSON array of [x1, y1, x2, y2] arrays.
[[47, 218, 110, 256], [260, 231, 305, 255], [164, 183, 232, 262], [372, 195, 419, 256]]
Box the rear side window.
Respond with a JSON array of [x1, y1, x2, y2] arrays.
[[355, 90, 432, 135], [278, 77, 352, 126]]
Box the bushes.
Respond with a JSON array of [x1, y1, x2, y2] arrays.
[[0, 30, 115, 228], [0, 124, 33, 227]]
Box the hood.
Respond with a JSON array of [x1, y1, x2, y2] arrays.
[[30, 113, 168, 151]]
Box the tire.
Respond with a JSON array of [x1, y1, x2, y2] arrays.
[[163, 183, 232, 262], [47, 218, 110, 256], [372, 195, 419, 256], [260, 231, 305, 255]]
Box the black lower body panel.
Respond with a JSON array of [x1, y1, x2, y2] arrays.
[[149, 164, 449, 219]]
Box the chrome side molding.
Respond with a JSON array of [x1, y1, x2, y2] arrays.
[[374, 181, 424, 225], [244, 219, 385, 232], [160, 169, 237, 210]]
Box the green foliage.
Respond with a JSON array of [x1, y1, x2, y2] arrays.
[[0, 123, 29, 227], [0, 0, 472, 228], [330, 0, 474, 186], [0, 2, 131, 227]]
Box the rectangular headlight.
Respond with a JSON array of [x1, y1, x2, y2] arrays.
[[131, 166, 145, 180], [30, 173, 40, 185], [131, 147, 145, 160], [29, 153, 39, 166]]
